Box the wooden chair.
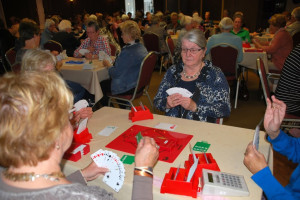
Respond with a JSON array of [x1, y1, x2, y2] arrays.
[[108, 52, 158, 111], [5, 47, 16, 68], [257, 57, 300, 129], [210, 43, 240, 109], [142, 32, 165, 74], [109, 42, 117, 56], [43, 40, 63, 53]]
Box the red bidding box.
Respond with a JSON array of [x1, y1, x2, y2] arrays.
[[73, 127, 92, 143], [128, 105, 153, 122], [161, 153, 220, 198], [63, 143, 90, 162]]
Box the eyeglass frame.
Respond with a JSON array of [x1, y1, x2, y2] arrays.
[[181, 47, 205, 54]]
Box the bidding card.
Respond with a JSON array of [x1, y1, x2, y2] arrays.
[[253, 125, 260, 150], [121, 155, 135, 164], [155, 123, 177, 131], [98, 126, 118, 136], [193, 141, 211, 152]]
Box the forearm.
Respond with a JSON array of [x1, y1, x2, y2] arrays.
[[132, 175, 153, 200], [252, 167, 296, 200], [66, 170, 87, 185]]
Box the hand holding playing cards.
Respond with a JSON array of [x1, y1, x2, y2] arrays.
[[73, 107, 93, 123], [81, 161, 110, 181], [167, 94, 183, 109], [243, 142, 267, 174], [135, 137, 159, 167], [264, 96, 286, 139]]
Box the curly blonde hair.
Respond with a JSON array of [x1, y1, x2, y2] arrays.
[[21, 49, 56, 72], [0, 71, 73, 168]]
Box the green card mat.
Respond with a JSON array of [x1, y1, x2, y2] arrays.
[[193, 141, 211, 152], [121, 155, 135, 164]]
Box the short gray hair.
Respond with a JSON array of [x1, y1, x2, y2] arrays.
[[292, 7, 300, 21], [219, 17, 233, 30], [58, 20, 71, 31], [44, 19, 55, 29], [181, 29, 207, 48]]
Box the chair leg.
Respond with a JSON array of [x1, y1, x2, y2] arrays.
[[108, 97, 112, 107], [159, 55, 164, 75], [145, 91, 155, 114], [234, 78, 240, 109]]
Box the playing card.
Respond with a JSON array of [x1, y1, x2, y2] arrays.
[[99, 51, 113, 64], [79, 49, 90, 55], [166, 87, 193, 97], [253, 125, 260, 150], [155, 123, 177, 131], [98, 126, 118, 136]]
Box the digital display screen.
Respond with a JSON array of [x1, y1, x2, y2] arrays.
[[208, 172, 214, 183]]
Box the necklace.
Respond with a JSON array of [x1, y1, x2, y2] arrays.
[[3, 170, 65, 182], [182, 70, 200, 79]]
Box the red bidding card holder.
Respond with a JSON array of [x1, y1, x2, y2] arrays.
[[161, 153, 220, 198], [63, 143, 90, 162], [128, 105, 153, 122], [73, 127, 92, 143]]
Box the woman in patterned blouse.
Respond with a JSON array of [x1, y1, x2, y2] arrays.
[[154, 29, 231, 123]]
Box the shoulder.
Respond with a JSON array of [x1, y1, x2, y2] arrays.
[[203, 60, 224, 76]]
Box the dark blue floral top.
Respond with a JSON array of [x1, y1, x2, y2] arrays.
[[154, 60, 231, 122]]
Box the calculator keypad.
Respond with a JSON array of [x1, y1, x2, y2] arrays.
[[220, 173, 243, 188]]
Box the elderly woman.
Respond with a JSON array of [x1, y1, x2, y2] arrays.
[[230, 13, 251, 42], [40, 19, 57, 48], [52, 19, 80, 57], [100, 20, 148, 106], [206, 17, 243, 63], [0, 71, 159, 199], [154, 29, 230, 123], [252, 14, 293, 71]]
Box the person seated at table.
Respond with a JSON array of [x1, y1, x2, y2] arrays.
[[201, 11, 214, 28], [244, 96, 300, 200], [275, 44, 300, 117], [192, 14, 204, 32], [206, 17, 243, 63], [14, 20, 40, 65], [166, 12, 182, 35], [0, 71, 159, 200], [144, 15, 168, 55], [21, 49, 88, 104], [52, 19, 80, 57], [285, 7, 300, 37], [252, 14, 293, 72], [230, 13, 251, 42], [154, 29, 231, 123], [73, 20, 111, 59], [173, 15, 194, 64], [100, 20, 148, 106], [40, 19, 57, 49], [142, 12, 152, 28]]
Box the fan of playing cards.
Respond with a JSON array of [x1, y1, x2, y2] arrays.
[[91, 149, 125, 192], [166, 87, 193, 97]]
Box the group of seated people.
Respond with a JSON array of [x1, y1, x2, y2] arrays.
[[0, 7, 300, 199]]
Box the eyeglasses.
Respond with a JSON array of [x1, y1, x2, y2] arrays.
[[181, 48, 203, 54]]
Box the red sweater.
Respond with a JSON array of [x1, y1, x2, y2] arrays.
[[262, 28, 293, 71]]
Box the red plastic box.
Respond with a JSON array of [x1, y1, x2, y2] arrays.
[[63, 143, 90, 162], [128, 105, 153, 122]]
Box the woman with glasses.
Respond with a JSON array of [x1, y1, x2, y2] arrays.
[[154, 29, 230, 123]]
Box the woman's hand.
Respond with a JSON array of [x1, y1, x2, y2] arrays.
[[166, 93, 183, 108], [243, 142, 267, 174], [81, 161, 109, 181], [135, 137, 159, 168], [264, 96, 286, 139], [73, 107, 93, 124], [103, 59, 112, 68], [179, 97, 197, 112]]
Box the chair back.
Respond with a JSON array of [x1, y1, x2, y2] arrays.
[[5, 47, 16, 67], [292, 31, 300, 49], [109, 42, 117, 56], [44, 40, 63, 53], [134, 51, 158, 95], [210, 43, 238, 80], [142, 32, 160, 53], [257, 57, 271, 105], [166, 36, 175, 63]]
